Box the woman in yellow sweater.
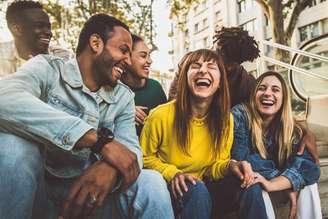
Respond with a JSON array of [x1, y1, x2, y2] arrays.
[[140, 49, 253, 219]]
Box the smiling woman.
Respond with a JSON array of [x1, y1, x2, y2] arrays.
[[230, 71, 321, 219], [140, 49, 251, 219]]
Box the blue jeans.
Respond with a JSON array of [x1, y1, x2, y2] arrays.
[[171, 181, 211, 219], [207, 176, 267, 219], [0, 132, 174, 219]]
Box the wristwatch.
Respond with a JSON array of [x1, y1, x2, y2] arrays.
[[91, 127, 114, 154]]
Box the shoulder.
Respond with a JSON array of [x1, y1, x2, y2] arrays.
[[147, 78, 164, 89], [113, 81, 135, 100], [148, 100, 175, 120], [49, 45, 74, 61], [231, 104, 249, 125]]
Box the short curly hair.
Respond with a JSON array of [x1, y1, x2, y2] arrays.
[[213, 27, 260, 64], [6, 1, 43, 28]]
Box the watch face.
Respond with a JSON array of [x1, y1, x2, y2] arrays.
[[100, 127, 114, 139]]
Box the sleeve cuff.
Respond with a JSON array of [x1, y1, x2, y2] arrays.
[[281, 168, 305, 191], [54, 119, 93, 151]]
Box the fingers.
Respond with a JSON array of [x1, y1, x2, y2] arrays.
[[185, 175, 198, 185], [240, 161, 254, 188], [229, 160, 244, 181], [60, 180, 83, 218], [296, 141, 306, 156], [135, 106, 148, 125]]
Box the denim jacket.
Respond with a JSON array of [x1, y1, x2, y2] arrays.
[[0, 55, 142, 178], [231, 104, 320, 191]]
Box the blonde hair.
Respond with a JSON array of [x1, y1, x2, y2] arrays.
[[175, 49, 230, 154], [244, 71, 302, 167]]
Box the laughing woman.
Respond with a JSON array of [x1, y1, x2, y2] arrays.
[[232, 71, 321, 219], [140, 49, 252, 219]]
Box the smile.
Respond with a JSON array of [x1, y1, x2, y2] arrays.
[[195, 78, 211, 88]]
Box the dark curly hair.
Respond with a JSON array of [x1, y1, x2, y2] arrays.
[[6, 1, 43, 28], [213, 27, 260, 64]]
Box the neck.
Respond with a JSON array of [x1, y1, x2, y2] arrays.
[[122, 71, 146, 89], [262, 116, 273, 131], [190, 97, 212, 118], [77, 53, 99, 92], [14, 40, 35, 60]]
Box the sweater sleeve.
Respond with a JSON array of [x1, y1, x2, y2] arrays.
[[140, 109, 182, 182], [207, 114, 234, 180]]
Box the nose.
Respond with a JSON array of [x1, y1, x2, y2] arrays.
[[263, 88, 273, 96], [199, 64, 208, 74], [147, 55, 152, 64], [124, 54, 132, 66]]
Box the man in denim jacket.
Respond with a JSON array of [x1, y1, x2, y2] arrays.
[[0, 14, 174, 219]]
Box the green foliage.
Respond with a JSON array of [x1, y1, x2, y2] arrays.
[[39, 0, 155, 51]]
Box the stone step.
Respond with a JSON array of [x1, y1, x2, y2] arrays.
[[320, 157, 328, 182], [318, 141, 328, 158], [319, 180, 328, 218]]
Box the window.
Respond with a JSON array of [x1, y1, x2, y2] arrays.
[[238, 0, 253, 13], [194, 23, 199, 33], [203, 18, 208, 28], [215, 11, 221, 21], [299, 21, 321, 41], [241, 19, 257, 35]]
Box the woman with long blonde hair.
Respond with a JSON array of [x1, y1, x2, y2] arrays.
[[232, 71, 321, 219], [140, 49, 253, 219]]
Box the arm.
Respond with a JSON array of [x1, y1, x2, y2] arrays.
[[140, 111, 182, 182], [207, 114, 233, 180], [297, 125, 319, 164], [281, 147, 320, 191], [0, 56, 93, 151]]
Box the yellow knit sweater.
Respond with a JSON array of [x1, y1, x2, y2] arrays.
[[140, 100, 234, 182]]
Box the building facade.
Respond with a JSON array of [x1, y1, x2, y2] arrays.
[[168, 0, 328, 73]]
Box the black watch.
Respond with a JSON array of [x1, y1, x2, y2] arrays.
[[91, 127, 114, 154]]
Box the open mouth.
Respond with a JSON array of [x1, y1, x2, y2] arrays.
[[143, 66, 150, 73], [195, 78, 211, 88], [39, 37, 50, 44], [260, 99, 275, 106]]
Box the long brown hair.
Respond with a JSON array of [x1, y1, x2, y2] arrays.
[[174, 49, 230, 154], [244, 71, 302, 167]]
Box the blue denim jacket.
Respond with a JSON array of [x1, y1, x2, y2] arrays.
[[0, 55, 142, 178], [231, 104, 320, 191]]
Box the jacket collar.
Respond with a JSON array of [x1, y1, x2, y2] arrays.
[[61, 58, 118, 104]]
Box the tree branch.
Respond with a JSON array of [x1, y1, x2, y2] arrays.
[[255, 0, 270, 15], [285, 0, 311, 39]]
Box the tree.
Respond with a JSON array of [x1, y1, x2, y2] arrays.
[[255, 0, 312, 61], [40, 0, 155, 51]]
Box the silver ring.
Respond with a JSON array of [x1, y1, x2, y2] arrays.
[[88, 195, 97, 205]]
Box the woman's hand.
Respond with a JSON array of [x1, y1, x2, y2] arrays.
[[229, 160, 256, 188], [135, 106, 148, 125], [287, 190, 298, 219], [253, 172, 273, 192], [170, 173, 199, 200]]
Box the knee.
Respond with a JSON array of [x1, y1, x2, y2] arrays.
[[185, 181, 210, 202], [241, 184, 263, 200], [135, 169, 170, 200], [0, 133, 42, 178]]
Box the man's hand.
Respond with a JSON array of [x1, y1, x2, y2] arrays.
[[170, 173, 199, 200], [135, 106, 148, 126], [101, 140, 140, 191], [229, 160, 255, 188], [58, 161, 118, 219], [297, 128, 319, 164]]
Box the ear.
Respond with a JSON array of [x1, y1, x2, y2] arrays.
[[10, 24, 23, 37], [89, 34, 104, 54]]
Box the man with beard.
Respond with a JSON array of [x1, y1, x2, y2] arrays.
[[0, 14, 174, 219], [0, 1, 72, 77]]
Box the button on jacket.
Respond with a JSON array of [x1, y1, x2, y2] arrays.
[[0, 55, 142, 178]]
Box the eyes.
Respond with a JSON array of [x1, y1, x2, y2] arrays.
[[257, 85, 281, 93], [190, 62, 218, 70], [120, 46, 131, 56]]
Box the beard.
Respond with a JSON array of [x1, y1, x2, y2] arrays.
[[93, 50, 117, 88]]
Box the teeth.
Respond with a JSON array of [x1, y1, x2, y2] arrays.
[[261, 100, 274, 105], [195, 78, 211, 86], [40, 38, 50, 42], [114, 66, 123, 75]]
